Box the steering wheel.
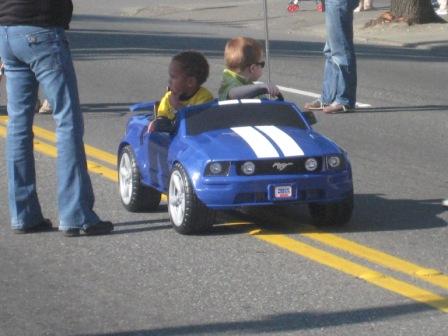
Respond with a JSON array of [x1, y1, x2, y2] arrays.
[[276, 92, 284, 101]]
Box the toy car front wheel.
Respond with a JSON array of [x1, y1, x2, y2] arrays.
[[308, 193, 353, 226], [168, 163, 214, 234], [118, 145, 161, 212]]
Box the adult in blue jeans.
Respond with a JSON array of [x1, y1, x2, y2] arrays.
[[304, 0, 359, 114], [0, 0, 113, 236]]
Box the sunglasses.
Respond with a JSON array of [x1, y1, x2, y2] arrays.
[[254, 61, 265, 68]]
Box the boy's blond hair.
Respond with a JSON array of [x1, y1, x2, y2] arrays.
[[224, 36, 263, 72]]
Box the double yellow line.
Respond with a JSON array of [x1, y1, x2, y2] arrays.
[[250, 224, 448, 313], [1, 116, 447, 313], [0, 116, 118, 181]]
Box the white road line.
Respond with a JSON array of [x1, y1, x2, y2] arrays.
[[257, 82, 372, 108]]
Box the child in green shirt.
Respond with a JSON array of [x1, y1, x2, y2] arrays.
[[218, 36, 280, 101]]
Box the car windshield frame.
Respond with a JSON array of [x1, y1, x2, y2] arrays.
[[185, 102, 307, 136]]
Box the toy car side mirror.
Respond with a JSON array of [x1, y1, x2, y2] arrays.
[[303, 111, 317, 125]]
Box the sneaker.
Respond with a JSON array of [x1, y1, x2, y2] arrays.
[[303, 99, 327, 111], [14, 219, 53, 234], [442, 199, 448, 207], [38, 99, 52, 114], [62, 221, 114, 237], [436, 8, 447, 15], [322, 102, 352, 114]]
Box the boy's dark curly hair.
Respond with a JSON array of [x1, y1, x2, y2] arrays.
[[172, 51, 209, 86]]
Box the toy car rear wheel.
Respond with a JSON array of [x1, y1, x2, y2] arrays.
[[118, 145, 161, 212], [168, 163, 215, 234], [308, 193, 353, 226]]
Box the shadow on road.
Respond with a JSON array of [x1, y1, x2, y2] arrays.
[[116, 192, 447, 236], [68, 14, 448, 62], [352, 105, 448, 114], [220, 193, 447, 235], [80, 102, 136, 115], [79, 301, 441, 335], [110, 207, 172, 235]]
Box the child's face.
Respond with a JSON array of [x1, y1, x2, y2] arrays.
[[168, 60, 196, 97], [241, 58, 265, 82], [248, 59, 265, 81]]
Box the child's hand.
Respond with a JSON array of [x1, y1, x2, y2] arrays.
[[169, 91, 183, 110], [265, 83, 281, 97]]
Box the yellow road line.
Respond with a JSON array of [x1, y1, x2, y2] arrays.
[[2, 121, 447, 312], [251, 229, 448, 313], [0, 125, 6, 137], [0, 124, 118, 181], [0, 123, 167, 201], [0, 117, 116, 166], [298, 224, 448, 291], [32, 139, 118, 181]]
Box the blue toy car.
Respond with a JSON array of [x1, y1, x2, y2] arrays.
[[118, 99, 353, 234]]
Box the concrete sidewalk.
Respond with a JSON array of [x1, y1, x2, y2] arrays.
[[267, 2, 448, 51], [136, 1, 447, 52]]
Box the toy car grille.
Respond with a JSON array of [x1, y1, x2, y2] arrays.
[[236, 157, 323, 175], [234, 192, 268, 204]]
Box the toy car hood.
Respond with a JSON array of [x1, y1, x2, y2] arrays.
[[184, 126, 341, 161]]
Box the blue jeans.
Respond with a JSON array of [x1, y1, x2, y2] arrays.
[[0, 26, 100, 231], [321, 0, 358, 108]]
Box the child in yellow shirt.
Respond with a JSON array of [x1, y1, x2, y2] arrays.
[[157, 51, 214, 120]]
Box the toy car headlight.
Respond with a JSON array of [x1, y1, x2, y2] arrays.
[[205, 161, 230, 176], [241, 161, 256, 175], [326, 155, 344, 170], [304, 158, 318, 172]]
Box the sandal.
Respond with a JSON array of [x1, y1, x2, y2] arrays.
[[303, 99, 327, 111]]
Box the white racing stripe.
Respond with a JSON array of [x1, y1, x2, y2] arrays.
[[218, 100, 239, 105], [256, 126, 304, 157], [240, 99, 261, 104], [231, 126, 279, 158]]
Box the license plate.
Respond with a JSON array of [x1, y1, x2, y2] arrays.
[[274, 185, 292, 199]]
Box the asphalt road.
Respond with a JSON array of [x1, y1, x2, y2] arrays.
[[1, 1, 447, 335]]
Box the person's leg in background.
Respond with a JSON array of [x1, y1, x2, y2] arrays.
[[322, 0, 358, 113], [321, 41, 338, 105], [364, 0, 373, 10], [436, 0, 447, 15]]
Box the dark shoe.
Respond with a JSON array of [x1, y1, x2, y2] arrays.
[[303, 99, 327, 111], [322, 102, 352, 114], [62, 221, 113, 237], [84, 221, 114, 236], [63, 228, 81, 237], [14, 219, 53, 234]]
